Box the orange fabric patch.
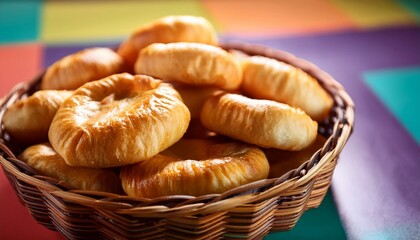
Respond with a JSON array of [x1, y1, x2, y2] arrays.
[[202, 0, 357, 37]]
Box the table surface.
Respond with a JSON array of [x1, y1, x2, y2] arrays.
[[1, 1, 419, 239]]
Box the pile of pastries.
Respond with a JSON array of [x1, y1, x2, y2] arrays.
[[3, 16, 333, 198]]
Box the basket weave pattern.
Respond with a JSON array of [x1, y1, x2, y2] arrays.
[[0, 42, 354, 239]]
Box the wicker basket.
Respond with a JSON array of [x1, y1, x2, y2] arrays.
[[0, 42, 354, 240]]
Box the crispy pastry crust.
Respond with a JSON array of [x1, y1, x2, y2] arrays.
[[200, 92, 318, 151], [19, 143, 123, 193], [49, 73, 190, 168], [118, 15, 218, 69], [242, 56, 333, 121], [3, 90, 72, 144], [41, 48, 125, 90], [120, 139, 269, 198], [135, 42, 242, 90]]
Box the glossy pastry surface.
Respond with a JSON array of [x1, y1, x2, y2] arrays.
[[49, 73, 190, 168], [120, 139, 269, 198], [3, 90, 72, 144], [19, 143, 123, 193], [41, 47, 125, 90], [118, 15, 218, 69], [242, 56, 333, 121], [135, 42, 242, 90], [201, 92, 318, 151]]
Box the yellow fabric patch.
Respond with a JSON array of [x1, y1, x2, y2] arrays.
[[202, 0, 357, 37], [41, 0, 217, 43]]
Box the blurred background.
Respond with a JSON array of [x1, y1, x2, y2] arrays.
[[1, 0, 419, 239]]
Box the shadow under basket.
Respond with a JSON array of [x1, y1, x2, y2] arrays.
[[0, 42, 354, 240]]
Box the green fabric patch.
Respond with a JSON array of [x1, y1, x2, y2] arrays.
[[364, 66, 420, 145], [398, 0, 420, 22], [0, 0, 41, 44], [265, 190, 347, 239]]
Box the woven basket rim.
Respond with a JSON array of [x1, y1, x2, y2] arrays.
[[0, 41, 355, 218]]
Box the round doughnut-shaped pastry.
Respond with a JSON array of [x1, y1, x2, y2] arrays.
[[135, 42, 242, 90], [41, 48, 125, 90], [19, 143, 123, 193], [201, 92, 318, 151], [120, 139, 269, 198], [49, 73, 191, 168], [241, 56, 333, 121], [3, 90, 72, 145], [117, 15, 218, 69], [172, 83, 219, 119]]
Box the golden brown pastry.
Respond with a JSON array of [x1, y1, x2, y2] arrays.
[[49, 73, 191, 168], [241, 56, 333, 121], [118, 15, 218, 70], [172, 83, 219, 119], [200, 92, 318, 151], [3, 90, 72, 145], [120, 139, 269, 198], [135, 42, 243, 90], [266, 134, 327, 178], [19, 143, 123, 193], [41, 48, 125, 90]]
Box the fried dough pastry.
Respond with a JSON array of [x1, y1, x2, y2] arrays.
[[120, 139, 269, 198], [118, 15, 218, 70], [242, 56, 333, 121], [19, 143, 123, 193], [41, 48, 125, 90], [135, 42, 242, 90], [49, 73, 190, 168], [3, 90, 72, 145], [201, 92, 318, 151]]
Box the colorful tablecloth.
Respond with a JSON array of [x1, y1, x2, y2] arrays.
[[1, 1, 419, 239]]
